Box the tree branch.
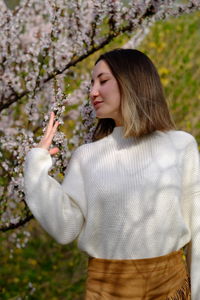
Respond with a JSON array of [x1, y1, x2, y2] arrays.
[[1, 213, 34, 232]]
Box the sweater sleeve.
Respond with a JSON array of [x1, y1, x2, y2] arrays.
[[182, 137, 200, 300], [23, 147, 85, 244]]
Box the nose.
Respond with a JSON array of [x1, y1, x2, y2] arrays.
[[90, 84, 99, 101]]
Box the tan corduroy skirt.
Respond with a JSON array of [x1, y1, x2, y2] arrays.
[[85, 249, 191, 299]]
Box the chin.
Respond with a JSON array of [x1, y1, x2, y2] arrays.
[[97, 115, 112, 120], [96, 111, 112, 118]]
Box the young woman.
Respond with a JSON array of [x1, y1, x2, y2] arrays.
[[24, 49, 200, 299]]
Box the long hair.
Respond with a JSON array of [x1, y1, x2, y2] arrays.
[[92, 48, 176, 141]]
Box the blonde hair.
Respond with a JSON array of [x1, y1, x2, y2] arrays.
[[92, 48, 176, 141]]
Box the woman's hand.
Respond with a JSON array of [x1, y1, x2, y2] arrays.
[[36, 112, 60, 156]]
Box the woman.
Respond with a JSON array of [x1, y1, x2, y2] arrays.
[[24, 49, 200, 299]]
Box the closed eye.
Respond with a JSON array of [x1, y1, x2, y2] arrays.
[[100, 80, 108, 84]]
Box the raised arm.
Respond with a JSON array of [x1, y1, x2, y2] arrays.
[[23, 112, 85, 244]]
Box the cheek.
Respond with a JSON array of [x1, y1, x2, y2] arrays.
[[104, 82, 120, 98], [112, 80, 120, 94], [113, 84, 121, 104]]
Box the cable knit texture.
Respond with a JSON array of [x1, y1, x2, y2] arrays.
[[24, 127, 200, 299]]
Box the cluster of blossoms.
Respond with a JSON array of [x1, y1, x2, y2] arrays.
[[0, 0, 200, 244]]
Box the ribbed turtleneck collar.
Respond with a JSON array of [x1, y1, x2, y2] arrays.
[[109, 126, 136, 148], [112, 126, 124, 136], [111, 127, 160, 140], [110, 126, 160, 149]]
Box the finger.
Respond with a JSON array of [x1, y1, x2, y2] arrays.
[[45, 112, 55, 137], [37, 116, 59, 150], [49, 147, 59, 155], [48, 121, 60, 139], [38, 121, 59, 150]]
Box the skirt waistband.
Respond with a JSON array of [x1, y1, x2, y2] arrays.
[[88, 249, 185, 274]]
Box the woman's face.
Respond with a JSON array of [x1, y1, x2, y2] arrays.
[[90, 60, 122, 126]]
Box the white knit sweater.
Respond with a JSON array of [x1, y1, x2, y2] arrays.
[[24, 127, 200, 299]]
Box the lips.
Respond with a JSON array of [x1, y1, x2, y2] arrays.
[[93, 101, 103, 108]]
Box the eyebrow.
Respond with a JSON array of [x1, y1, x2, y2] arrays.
[[91, 72, 111, 83]]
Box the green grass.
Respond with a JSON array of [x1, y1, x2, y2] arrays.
[[0, 221, 87, 299]]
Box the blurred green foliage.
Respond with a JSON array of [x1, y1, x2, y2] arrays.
[[4, 0, 20, 9], [1, 9, 200, 300], [0, 223, 87, 300], [139, 11, 200, 145]]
